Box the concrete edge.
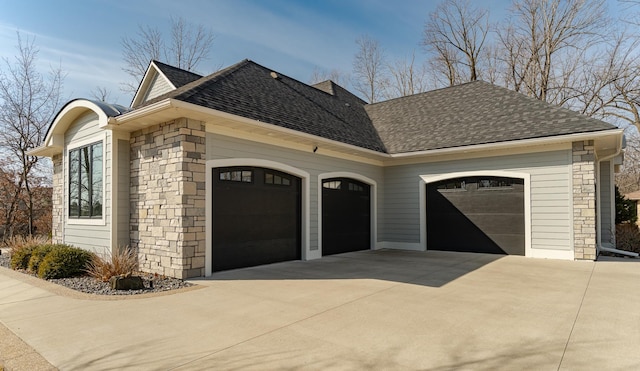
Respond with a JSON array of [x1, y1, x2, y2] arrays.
[[0, 266, 204, 301], [0, 321, 57, 371]]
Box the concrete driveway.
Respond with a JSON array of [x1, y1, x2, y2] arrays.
[[1, 249, 640, 370]]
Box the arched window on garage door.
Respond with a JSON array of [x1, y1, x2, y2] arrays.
[[426, 176, 525, 255], [212, 166, 301, 271]]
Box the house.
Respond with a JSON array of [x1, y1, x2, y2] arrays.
[[624, 190, 640, 225], [29, 59, 624, 278]]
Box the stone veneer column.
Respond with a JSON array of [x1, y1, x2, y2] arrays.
[[572, 140, 597, 260], [51, 154, 64, 244], [130, 118, 206, 279]]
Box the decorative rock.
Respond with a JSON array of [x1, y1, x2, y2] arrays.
[[109, 275, 145, 290]]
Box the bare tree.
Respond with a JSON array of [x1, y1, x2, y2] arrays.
[[564, 32, 640, 130], [422, 0, 490, 85], [310, 67, 348, 87], [498, 0, 608, 103], [90, 86, 112, 102], [616, 134, 640, 194], [121, 16, 215, 92], [352, 35, 387, 103], [0, 32, 63, 238], [385, 51, 430, 99]]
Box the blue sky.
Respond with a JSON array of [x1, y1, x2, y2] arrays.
[[0, 0, 621, 106]]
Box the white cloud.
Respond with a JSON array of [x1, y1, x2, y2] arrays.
[[0, 22, 130, 104]]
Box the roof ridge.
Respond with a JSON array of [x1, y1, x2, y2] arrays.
[[141, 60, 252, 106], [368, 80, 484, 106]]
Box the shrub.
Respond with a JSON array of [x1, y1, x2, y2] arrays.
[[615, 224, 640, 254], [6, 235, 50, 270], [37, 246, 94, 279], [86, 246, 138, 282], [27, 244, 57, 273], [10, 244, 37, 270], [616, 186, 638, 224]]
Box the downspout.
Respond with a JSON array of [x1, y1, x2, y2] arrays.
[[597, 135, 639, 258]]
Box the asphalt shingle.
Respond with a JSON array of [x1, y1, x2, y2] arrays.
[[365, 80, 617, 154], [153, 60, 386, 152], [153, 60, 203, 88], [139, 61, 618, 155]]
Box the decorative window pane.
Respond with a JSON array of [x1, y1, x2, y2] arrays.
[[478, 178, 513, 188], [437, 180, 466, 190], [265, 171, 291, 186], [69, 141, 103, 218], [348, 182, 364, 192], [323, 180, 341, 189], [220, 170, 252, 183], [242, 171, 252, 182]]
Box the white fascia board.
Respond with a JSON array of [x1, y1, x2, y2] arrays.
[[388, 129, 625, 159], [169, 99, 388, 158], [113, 98, 174, 125], [130, 61, 178, 108], [113, 98, 624, 165]]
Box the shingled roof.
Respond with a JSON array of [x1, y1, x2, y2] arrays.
[[138, 61, 618, 155], [153, 60, 202, 88], [365, 80, 618, 154], [149, 60, 387, 152]]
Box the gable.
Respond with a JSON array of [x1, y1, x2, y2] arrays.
[[114, 60, 622, 160], [143, 72, 173, 102], [131, 67, 175, 107], [131, 61, 203, 108], [159, 60, 387, 153]]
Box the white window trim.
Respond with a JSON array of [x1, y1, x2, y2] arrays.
[[317, 172, 378, 258], [420, 170, 532, 258], [66, 133, 107, 226], [205, 158, 310, 276]]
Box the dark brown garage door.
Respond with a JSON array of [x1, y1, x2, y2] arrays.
[[322, 178, 371, 256], [212, 167, 301, 272], [426, 176, 525, 255]]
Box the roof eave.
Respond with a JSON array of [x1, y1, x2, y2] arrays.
[[27, 145, 62, 157], [130, 61, 177, 108], [387, 129, 625, 159], [110, 98, 388, 161]]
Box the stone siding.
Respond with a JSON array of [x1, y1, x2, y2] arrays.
[[51, 154, 64, 244], [130, 118, 206, 279], [572, 140, 597, 260]]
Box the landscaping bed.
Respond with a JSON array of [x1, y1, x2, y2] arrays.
[[0, 239, 193, 296]]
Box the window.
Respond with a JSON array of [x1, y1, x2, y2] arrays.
[[323, 180, 341, 189], [219, 170, 252, 183], [348, 182, 364, 192], [69, 142, 103, 218], [265, 172, 290, 186], [437, 180, 466, 190], [478, 178, 514, 188]]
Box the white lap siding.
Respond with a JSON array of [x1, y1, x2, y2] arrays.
[[63, 112, 111, 255], [205, 133, 384, 252], [382, 148, 574, 256]]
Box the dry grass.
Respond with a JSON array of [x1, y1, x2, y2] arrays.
[[85, 246, 138, 282], [3, 235, 50, 254]]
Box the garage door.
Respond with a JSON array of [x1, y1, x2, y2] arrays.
[[426, 176, 524, 255], [212, 166, 301, 271], [322, 177, 370, 256]]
